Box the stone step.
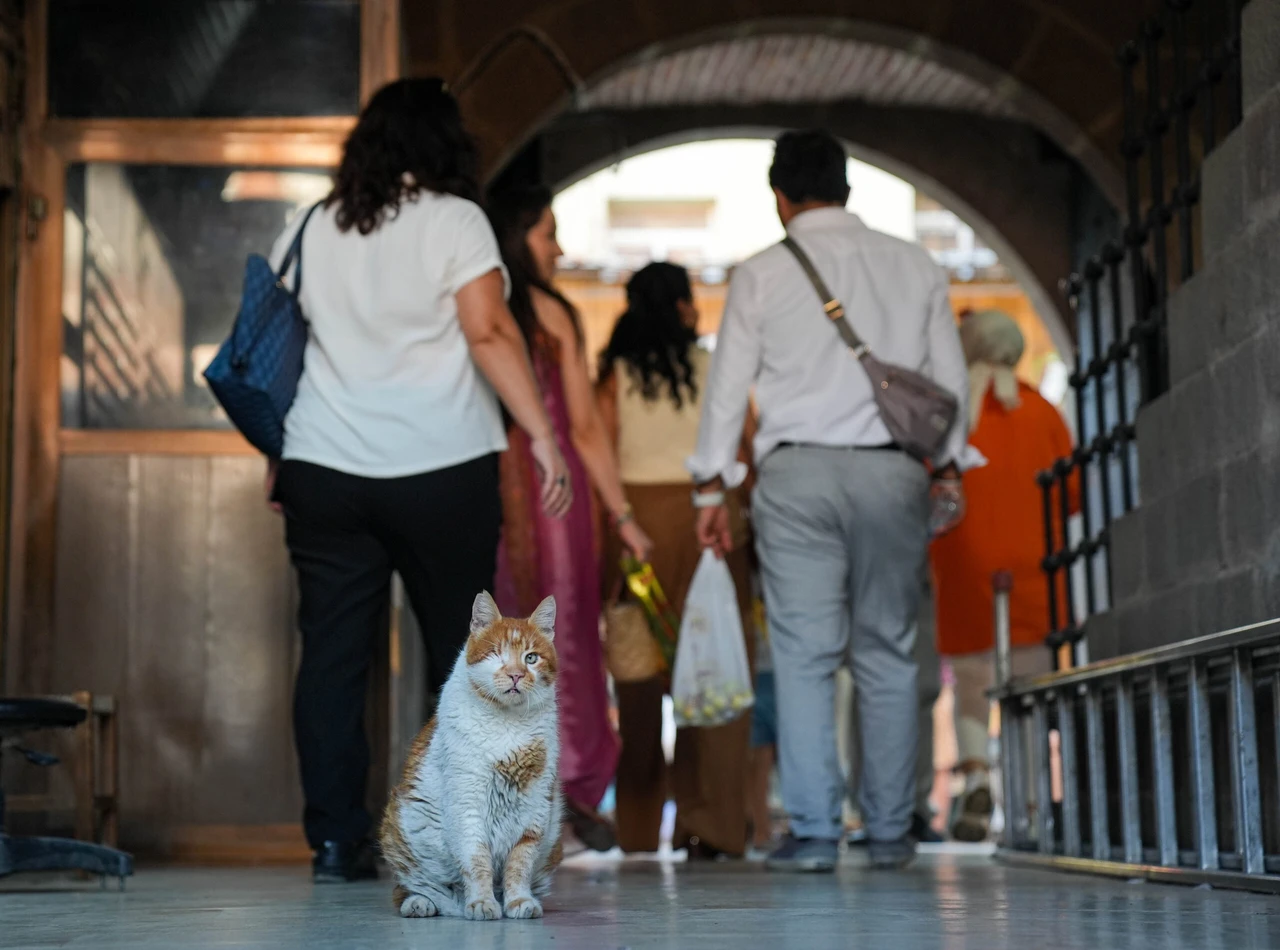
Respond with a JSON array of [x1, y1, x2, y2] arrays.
[[1199, 124, 1245, 258], [1134, 445, 1280, 593], [1104, 469, 1212, 610], [1198, 83, 1280, 265], [1167, 197, 1280, 387], [1106, 507, 1146, 608], [1089, 563, 1270, 661], [1081, 608, 1121, 661], [1219, 444, 1280, 570], [1134, 391, 1175, 503], [1244, 0, 1280, 113], [1112, 585, 1199, 657], [1141, 308, 1279, 504]]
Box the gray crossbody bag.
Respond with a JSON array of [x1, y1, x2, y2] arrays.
[[781, 237, 959, 462]]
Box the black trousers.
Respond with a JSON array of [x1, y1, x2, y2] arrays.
[[276, 454, 501, 849]]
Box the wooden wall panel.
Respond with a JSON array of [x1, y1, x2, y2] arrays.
[[126, 456, 213, 852], [53, 457, 132, 694], [50, 455, 301, 855], [199, 456, 300, 826], [36, 456, 133, 815]]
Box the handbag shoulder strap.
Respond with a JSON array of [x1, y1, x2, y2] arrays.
[[780, 236, 868, 358], [277, 201, 324, 297]]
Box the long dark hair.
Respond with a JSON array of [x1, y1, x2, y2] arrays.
[[327, 78, 479, 235], [599, 263, 699, 409], [486, 185, 580, 346]]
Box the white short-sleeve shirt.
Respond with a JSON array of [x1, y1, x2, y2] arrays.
[[269, 191, 510, 478]]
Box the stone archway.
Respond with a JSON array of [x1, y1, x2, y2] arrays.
[[531, 101, 1095, 355], [407, 2, 1159, 203]]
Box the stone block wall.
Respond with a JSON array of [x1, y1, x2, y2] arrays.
[[1094, 0, 1280, 658]]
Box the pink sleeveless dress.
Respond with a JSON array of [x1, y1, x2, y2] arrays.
[[494, 331, 618, 810]]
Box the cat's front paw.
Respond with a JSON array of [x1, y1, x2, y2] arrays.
[[464, 896, 501, 921], [399, 893, 438, 918], [504, 895, 544, 919]]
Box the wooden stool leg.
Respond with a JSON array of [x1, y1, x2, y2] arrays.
[[72, 690, 95, 844], [101, 699, 120, 849]]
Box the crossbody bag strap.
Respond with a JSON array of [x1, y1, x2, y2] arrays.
[[277, 200, 324, 297], [780, 236, 869, 358]]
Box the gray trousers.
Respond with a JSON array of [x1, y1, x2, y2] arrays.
[[845, 572, 940, 819], [753, 446, 930, 843]]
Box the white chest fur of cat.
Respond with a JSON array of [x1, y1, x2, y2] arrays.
[[380, 592, 564, 920]]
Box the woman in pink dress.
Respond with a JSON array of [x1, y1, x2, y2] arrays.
[[487, 187, 652, 850]]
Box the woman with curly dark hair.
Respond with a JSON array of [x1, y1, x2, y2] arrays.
[[266, 79, 571, 883], [596, 263, 756, 859], [486, 187, 653, 853]]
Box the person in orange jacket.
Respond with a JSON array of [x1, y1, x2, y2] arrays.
[[931, 309, 1078, 841]]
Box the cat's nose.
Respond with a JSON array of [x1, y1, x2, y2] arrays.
[[508, 672, 524, 686]]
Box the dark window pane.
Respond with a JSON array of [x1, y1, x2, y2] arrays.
[[62, 164, 332, 430], [49, 1, 360, 118]]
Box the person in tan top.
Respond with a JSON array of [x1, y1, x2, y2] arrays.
[[597, 262, 755, 858]]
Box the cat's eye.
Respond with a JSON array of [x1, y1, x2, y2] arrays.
[[524, 652, 539, 665]]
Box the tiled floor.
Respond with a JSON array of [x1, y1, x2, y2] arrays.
[[3, 849, 1279, 950]]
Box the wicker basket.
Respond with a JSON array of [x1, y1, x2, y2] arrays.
[[604, 601, 667, 683]]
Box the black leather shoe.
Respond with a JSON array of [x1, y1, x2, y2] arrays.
[[564, 799, 617, 853], [313, 839, 378, 883]]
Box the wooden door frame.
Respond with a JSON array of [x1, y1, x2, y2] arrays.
[[4, 0, 401, 695], [0, 3, 22, 692]]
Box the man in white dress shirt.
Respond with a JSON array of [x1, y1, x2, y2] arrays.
[[688, 130, 971, 871]]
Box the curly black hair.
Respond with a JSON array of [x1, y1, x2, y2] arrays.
[[327, 78, 479, 235], [599, 262, 699, 410], [486, 185, 582, 347]]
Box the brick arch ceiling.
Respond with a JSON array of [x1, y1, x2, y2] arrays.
[[406, 0, 1159, 199]]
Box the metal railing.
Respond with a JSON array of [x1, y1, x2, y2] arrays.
[[993, 578, 1280, 893], [1039, 0, 1244, 660]]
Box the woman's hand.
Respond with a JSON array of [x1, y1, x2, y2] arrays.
[[618, 519, 653, 563], [265, 459, 282, 514], [530, 435, 573, 519]]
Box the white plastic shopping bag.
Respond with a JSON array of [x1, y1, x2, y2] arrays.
[[672, 550, 754, 727]]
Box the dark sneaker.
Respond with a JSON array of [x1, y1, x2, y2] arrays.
[[868, 836, 917, 870], [313, 839, 378, 883], [764, 834, 838, 873], [680, 835, 734, 862], [911, 812, 945, 844], [850, 813, 940, 847], [951, 784, 994, 843]]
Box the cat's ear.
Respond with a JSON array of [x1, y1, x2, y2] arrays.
[[529, 596, 556, 640], [470, 591, 501, 634]]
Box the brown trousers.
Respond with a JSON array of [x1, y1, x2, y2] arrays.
[[605, 482, 754, 855]]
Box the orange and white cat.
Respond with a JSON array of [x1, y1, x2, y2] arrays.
[[380, 591, 563, 920]]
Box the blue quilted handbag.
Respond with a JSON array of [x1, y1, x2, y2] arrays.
[[204, 202, 321, 458]]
